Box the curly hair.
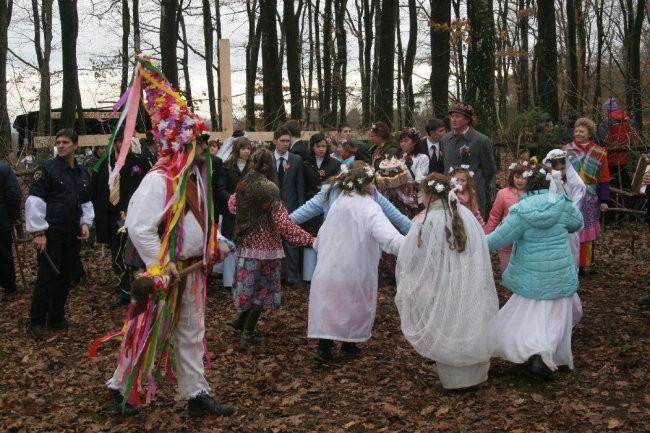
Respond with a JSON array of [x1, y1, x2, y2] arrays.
[[574, 117, 597, 139], [249, 149, 278, 184], [419, 173, 467, 252]]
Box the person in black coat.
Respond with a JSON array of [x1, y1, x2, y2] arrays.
[[91, 135, 152, 307], [215, 137, 251, 289], [0, 161, 21, 301], [416, 118, 446, 174], [301, 133, 342, 236], [286, 119, 310, 161]]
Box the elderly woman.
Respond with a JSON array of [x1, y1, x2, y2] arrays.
[[562, 117, 610, 276]]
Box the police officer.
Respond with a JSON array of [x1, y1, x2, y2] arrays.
[[25, 128, 95, 339]]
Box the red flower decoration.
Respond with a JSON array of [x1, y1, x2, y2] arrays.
[[318, 169, 326, 178], [261, 201, 271, 210]]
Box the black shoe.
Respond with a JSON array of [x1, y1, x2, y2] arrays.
[[637, 294, 650, 306], [187, 392, 234, 417], [340, 342, 361, 355], [528, 355, 554, 381], [28, 324, 48, 340], [110, 389, 139, 416], [47, 319, 70, 330], [111, 294, 131, 309], [240, 305, 264, 347], [229, 310, 250, 331], [314, 339, 336, 363]]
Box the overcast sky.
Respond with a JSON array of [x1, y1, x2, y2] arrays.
[[6, 0, 434, 127]]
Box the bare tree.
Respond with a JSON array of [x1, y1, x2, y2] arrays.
[[0, 0, 12, 152], [160, 0, 179, 89], [429, 0, 451, 119], [33, 0, 53, 136], [202, 0, 218, 129], [374, 0, 397, 126], [120, 0, 130, 94], [284, 0, 303, 120], [58, 0, 84, 131], [260, 0, 286, 129], [245, 0, 262, 130], [401, 0, 417, 126], [620, 0, 646, 132], [536, 0, 559, 122]]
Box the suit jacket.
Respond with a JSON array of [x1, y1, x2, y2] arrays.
[[417, 138, 444, 174], [290, 139, 310, 161], [211, 155, 224, 216], [441, 127, 496, 217], [272, 152, 305, 213]]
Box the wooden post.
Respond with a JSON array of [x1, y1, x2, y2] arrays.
[[218, 39, 234, 138]]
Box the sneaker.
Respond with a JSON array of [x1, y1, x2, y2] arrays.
[[28, 324, 48, 340], [187, 392, 234, 417], [47, 319, 70, 330], [109, 389, 139, 416]]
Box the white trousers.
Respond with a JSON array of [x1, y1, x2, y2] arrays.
[[107, 270, 210, 399]]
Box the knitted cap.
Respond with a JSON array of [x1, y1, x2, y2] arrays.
[[602, 97, 618, 111]]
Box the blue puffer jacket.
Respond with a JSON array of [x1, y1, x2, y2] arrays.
[[486, 190, 583, 300], [289, 184, 412, 235]]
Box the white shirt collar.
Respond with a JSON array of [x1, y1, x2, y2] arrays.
[[274, 149, 288, 160]]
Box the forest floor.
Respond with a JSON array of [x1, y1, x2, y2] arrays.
[[1, 219, 650, 433]]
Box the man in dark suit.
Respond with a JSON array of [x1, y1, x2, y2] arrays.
[[416, 118, 446, 174], [91, 132, 152, 308], [285, 120, 310, 161], [441, 102, 496, 218], [272, 126, 305, 286], [338, 122, 370, 163]]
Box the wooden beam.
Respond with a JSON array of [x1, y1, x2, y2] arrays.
[[218, 39, 233, 137]]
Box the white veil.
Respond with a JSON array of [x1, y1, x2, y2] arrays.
[[395, 201, 499, 366]]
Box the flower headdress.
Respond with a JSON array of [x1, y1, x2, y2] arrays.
[[449, 164, 474, 178], [340, 164, 375, 192], [94, 56, 217, 275]]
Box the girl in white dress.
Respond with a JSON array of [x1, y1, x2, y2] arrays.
[[395, 173, 499, 390], [308, 163, 404, 363]]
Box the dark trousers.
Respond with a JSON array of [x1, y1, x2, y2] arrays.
[[0, 230, 16, 294], [282, 240, 302, 285], [30, 229, 81, 325], [107, 223, 130, 294]]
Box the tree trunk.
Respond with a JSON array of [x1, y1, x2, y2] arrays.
[[622, 0, 646, 134], [260, 0, 286, 129], [245, 0, 261, 130], [179, 13, 193, 109], [591, 0, 604, 117], [0, 0, 12, 153], [315, 0, 323, 126], [566, 0, 579, 111], [536, 0, 559, 123], [322, 0, 333, 127], [517, 0, 529, 110], [58, 0, 82, 129], [33, 0, 53, 137], [133, 0, 140, 53], [214, 0, 222, 130], [396, 10, 403, 127], [401, 0, 416, 126], [335, 0, 347, 124], [202, 0, 217, 130], [465, 0, 496, 135], [452, 0, 465, 99], [284, 0, 303, 120], [362, 0, 374, 126], [121, 0, 130, 94], [306, 0, 314, 124], [374, 0, 397, 126], [160, 0, 179, 89], [429, 0, 451, 119]]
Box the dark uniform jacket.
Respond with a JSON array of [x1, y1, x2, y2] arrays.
[[30, 157, 91, 232], [0, 162, 21, 231]]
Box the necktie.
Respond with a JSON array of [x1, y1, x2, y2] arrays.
[[109, 172, 120, 206], [278, 157, 285, 184]]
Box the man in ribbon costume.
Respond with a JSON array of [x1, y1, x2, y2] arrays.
[[93, 57, 233, 417]]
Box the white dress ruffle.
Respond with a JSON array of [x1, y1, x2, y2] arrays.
[[489, 293, 583, 370]]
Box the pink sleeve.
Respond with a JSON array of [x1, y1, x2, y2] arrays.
[[472, 191, 485, 227], [272, 203, 315, 247], [484, 190, 505, 234]]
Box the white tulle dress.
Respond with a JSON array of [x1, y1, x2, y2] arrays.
[[395, 200, 499, 389]]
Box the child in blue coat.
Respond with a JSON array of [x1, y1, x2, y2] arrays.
[[486, 164, 584, 381]]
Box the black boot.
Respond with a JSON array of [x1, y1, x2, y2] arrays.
[[314, 339, 336, 363], [528, 354, 554, 381], [229, 309, 250, 330], [110, 389, 139, 416], [340, 342, 361, 356], [187, 391, 234, 417], [240, 304, 264, 347]]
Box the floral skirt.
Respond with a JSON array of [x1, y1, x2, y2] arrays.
[[232, 257, 282, 312]]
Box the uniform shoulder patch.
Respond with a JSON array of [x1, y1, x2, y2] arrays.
[[33, 169, 42, 181]]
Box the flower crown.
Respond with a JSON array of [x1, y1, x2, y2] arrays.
[[426, 179, 448, 194], [400, 127, 420, 136], [508, 160, 529, 171], [449, 164, 474, 177], [340, 165, 375, 191]]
